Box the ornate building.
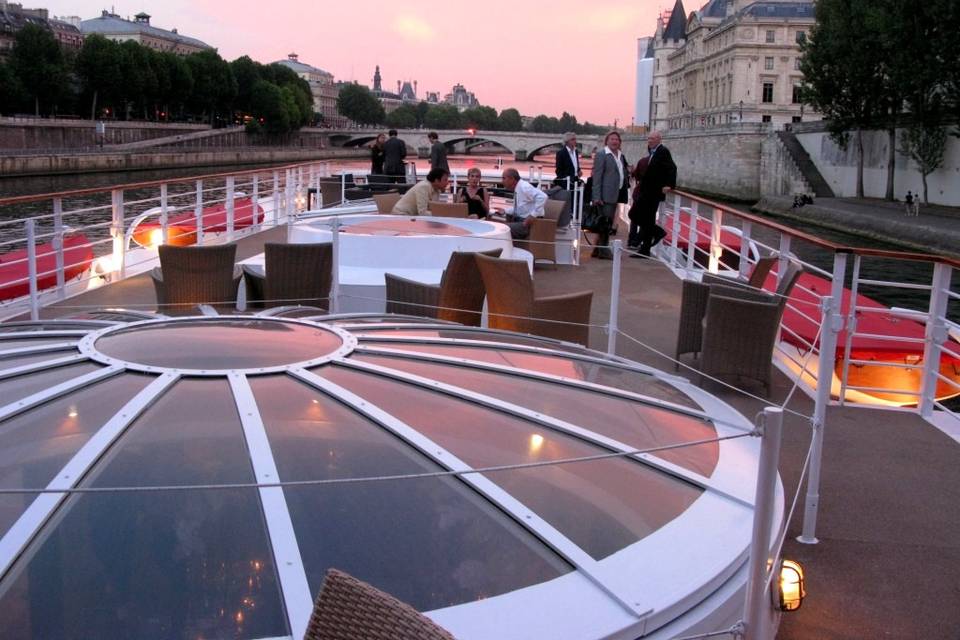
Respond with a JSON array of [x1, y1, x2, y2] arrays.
[[443, 83, 479, 111], [80, 10, 209, 55], [0, 2, 82, 59], [371, 65, 421, 113], [273, 53, 346, 127], [646, 0, 818, 131]]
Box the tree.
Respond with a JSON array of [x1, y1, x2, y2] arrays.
[[801, 0, 887, 197], [423, 104, 461, 129], [497, 108, 522, 131], [0, 60, 27, 115], [415, 101, 430, 127], [385, 103, 417, 129], [9, 24, 68, 116], [76, 35, 123, 120], [231, 55, 264, 115], [460, 105, 498, 131], [185, 50, 237, 125], [161, 52, 193, 119], [558, 111, 579, 133], [337, 83, 384, 125], [530, 114, 561, 133], [250, 79, 291, 135]]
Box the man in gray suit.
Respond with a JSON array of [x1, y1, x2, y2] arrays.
[[590, 131, 628, 259], [428, 132, 449, 172]]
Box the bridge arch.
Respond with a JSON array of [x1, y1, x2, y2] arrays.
[[441, 136, 512, 155], [340, 135, 378, 148]]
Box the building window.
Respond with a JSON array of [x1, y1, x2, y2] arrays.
[[763, 83, 774, 103], [796, 31, 806, 44], [792, 116, 802, 123], [765, 57, 774, 70], [795, 57, 802, 71], [766, 30, 775, 43], [792, 85, 802, 104], [762, 115, 772, 123]]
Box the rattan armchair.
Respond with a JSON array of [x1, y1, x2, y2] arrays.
[[384, 249, 502, 324], [303, 568, 455, 640], [476, 253, 593, 345], [373, 193, 402, 214], [514, 199, 565, 268], [150, 244, 241, 315], [242, 242, 332, 309], [428, 202, 469, 218]]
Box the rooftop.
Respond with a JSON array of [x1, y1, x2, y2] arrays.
[[80, 10, 210, 50]]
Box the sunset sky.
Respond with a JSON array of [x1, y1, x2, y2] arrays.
[[44, 0, 671, 125]]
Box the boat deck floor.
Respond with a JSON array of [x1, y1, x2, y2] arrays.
[[9, 227, 960, 639]]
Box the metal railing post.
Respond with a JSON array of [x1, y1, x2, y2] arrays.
[[111, 188, 125, 279], [739, 220, 753, 279], [798, 251, 847, 544], [26, 219, 40, 320], [607, 240, 623, 355], [838, 254, 862, 405], [743, 407, 784, 640], [225, 175, 235, 241], [251, 174, 260, 229], [686, 200, 697, 270], [777, 235, 792, 285], [670, 193, 682, 269], [159, 183, 169, 245], [919, 263, 953, 418], [272, 170, 280, 225], [52, 197, 65, 299], [709, 207, 723, 273], [330, 217, 341, 314], [194, 180, 205, 246], [339, 172, 346, 205]]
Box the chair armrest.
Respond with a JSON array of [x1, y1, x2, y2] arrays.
[[242, 264, 265, 309], [150, 267, 166, 306], [384, 272, 441, 318], [708, 282, 776, 304], [534, 290, 593, 321]]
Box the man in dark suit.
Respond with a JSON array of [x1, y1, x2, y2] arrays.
[[553, 132, 581, 188], [634, 131, 676, 257], [383, 130, 407, 183]]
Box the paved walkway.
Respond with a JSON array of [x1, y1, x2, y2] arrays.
[[754, 196, 960, 259], [7, 233, 960, 639]]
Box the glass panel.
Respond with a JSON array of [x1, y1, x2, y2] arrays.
[[0, 363, 102, 409], [0, 353, 77, 373], [251, 375, 570, 611], [0, 339, 76, 351], [321, 367, 703, 560], [355, 328, 593, 353], [0, 373, 153, 534], [0, 379, 289, 640], [0, 322, 103, 333], [352, 354, 719, 477], [359, 342, 701, 409], [95, 318, 342, 369]]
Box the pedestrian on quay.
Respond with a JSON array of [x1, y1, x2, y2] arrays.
[[904, 190, 918, 216], [428, 132, 449, 172], [553, 132, 582, 189], [494, 168, 547, 239], [631, 130, 676, 257], [383, 129, 407, 183], [370, 133, 386, 177], [589, 130, 629, 259]]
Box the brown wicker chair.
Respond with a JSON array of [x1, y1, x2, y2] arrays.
[[242, 242, 332, 309], [384, 249, 502, 324], [701, 255, 777, 289], [319, 181, 343, 208], [428, 202, 469, 218], [150, 244, 241, 315], [514, 200, 565, 268], [373, 193, 401, 214], [476, 253, 593, 346], [303, 568, 455, 640]]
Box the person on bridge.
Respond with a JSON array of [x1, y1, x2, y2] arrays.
[[392, 168, 450, 216], [494, 168, 546, 240], [383, 130, 407, 183], [553, 132, 582, 188], [631, 130, 675, 257], [428, 132, 450, 173]]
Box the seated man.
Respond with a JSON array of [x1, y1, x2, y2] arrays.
[[392, 168, 450, 216], [493, 168, 547, 239]]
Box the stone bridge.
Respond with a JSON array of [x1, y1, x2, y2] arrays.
[[325, 128, 607, 161]]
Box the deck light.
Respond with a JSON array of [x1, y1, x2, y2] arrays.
[[777, 559, 806, 611], [529, 434, 544, 452], [148, 228, 164, 248]]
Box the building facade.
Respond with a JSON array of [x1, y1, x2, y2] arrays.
[[273, 53, 345, 126], [0, 2, 82, 59], [80, 11, 210, 55], [634, 36, 655, 130], [443, 83, 479, 111], [646, 0, 818, 131]]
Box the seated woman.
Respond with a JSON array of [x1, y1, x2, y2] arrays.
[[456, 167, 490, 218]]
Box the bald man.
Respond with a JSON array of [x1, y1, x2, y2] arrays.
[[632, 131, 676, 257]]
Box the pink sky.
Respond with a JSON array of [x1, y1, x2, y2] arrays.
[[48, 1, 670, 125]]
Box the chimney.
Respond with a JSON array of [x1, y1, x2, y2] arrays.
[[397, 80, 401, 94], [413, 80, 418, 95]]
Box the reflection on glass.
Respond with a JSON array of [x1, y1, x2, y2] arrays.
[[0, 363, 102, 407], [0, 353, 78, 373], [250, 375, 570, 611], [0, 379, 288, 639], [0, 373, 152, 535], [322, 367, 703, 560], [358, 342, 701, 409], [352, 354, 718, 476], [95, 319, 343, 369], [354, 328, 592, 353], [0, 339, 77, 351]]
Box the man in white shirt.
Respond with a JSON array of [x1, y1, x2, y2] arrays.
[[392, 168, 450, 216], [495, 168, 547, 239]]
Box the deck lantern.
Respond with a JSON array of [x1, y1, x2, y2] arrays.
[[777, 559, 806, 611]]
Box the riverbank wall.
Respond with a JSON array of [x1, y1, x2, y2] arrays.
[[0, 117, 210, 149], [0, 148, 367, 178]]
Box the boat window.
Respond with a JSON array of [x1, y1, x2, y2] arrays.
[[0, 379, 289, 640], [320, 366, 703, 560], [250, 375, 571, 611], [350, 354, 719, 477], [0, 363, 103, 408]]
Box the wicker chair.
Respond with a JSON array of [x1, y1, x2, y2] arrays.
[[242, 242, 332, 309], [303, 568, 455, 640], [384, 249, 502, 324], [476, 253, 593, 346], [428, 202, 469, 218], [373, 193, 401, 214], [701, 255, 777, 289], [319, 181, 343, 208], [514, 200, 565, 268], [150, 244, 241, 315]]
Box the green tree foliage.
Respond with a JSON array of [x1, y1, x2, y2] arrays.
[[76, 35, 123, 119], [899, 118, 946, 204], [9, 24, 68, 116], [337, 83, 384, 125], [423, 104, 462, 129], [460, 105, 498, 131], [250, 80, 291, 135], [497, 108, 523, 131], [185, 49, 237, 125], [0, 59, 27, 114], [415, 101, 430, 127], [385, 103, 417, 129]]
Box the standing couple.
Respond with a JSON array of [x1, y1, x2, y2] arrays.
[[590, 130, 676, 259]]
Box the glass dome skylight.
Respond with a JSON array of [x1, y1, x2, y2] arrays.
[[0, 314, 774, 640]]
